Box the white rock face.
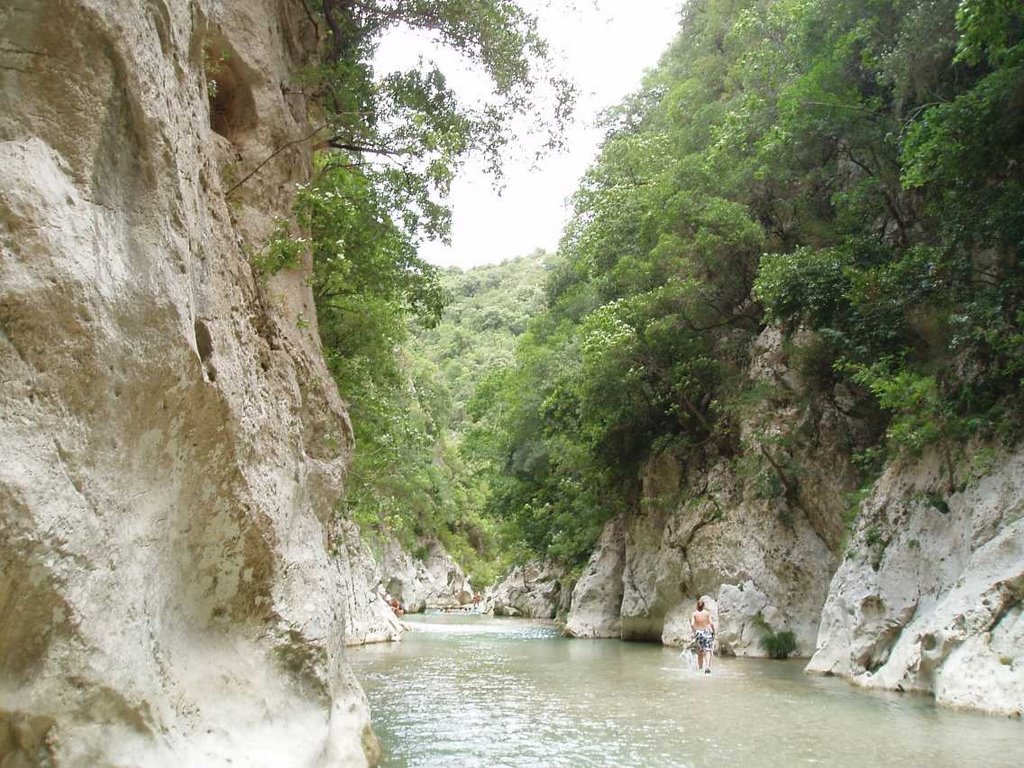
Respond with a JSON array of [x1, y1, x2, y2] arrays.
[[0, 1, 378, 764], [487, 561, 569, 619], [336, 530, 474, 635], [564, 515, 627, 638], [566, 328, 859, 656], [809, 446, 1024, 716], [380, 536, 475, 612], [618, 454, 836, 654], [336, 522, 404, 645]]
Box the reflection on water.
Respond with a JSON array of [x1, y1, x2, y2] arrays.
[[348, 614, 1022, 768]]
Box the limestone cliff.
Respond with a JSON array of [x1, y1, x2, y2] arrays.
[[336, 527, 477, 641], [808, 445, 1024, 717], [0, 0, 378, 764], [564, 327, 1023, 715], [376, 535, 475, 613], [486, 560, 570, 619], [335, 521, 405, 646], [566, 327, 866, 655]]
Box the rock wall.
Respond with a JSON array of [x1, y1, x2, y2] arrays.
[[565, 328, 866, 655], [378, 536, 474, 613], [486, 560, 569, 620], [809, 445, 1024, 717], [564, 516, 626, 637], [562, 328, 1023, 715], [335, 521, 405, 645], [565, 451, 841, 654], [0, 1, 379, 764]]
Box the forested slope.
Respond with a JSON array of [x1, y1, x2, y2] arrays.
[[461, 0, 1023, 712], [475, 0, 1024, 567], [337, 253, 550, 585]]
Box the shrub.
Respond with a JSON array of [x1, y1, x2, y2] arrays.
[[759, 629, 799, 659], [754, 613, 799, 659]]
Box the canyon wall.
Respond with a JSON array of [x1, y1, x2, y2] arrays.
[[564, 328, 1023, 714], [566, 328, 864, 656], [808, 445, 1024, 716], [339, 527, 476, 641], [0, 0, 380, 764], [487, 560, 570, 619], [375, 535, 475, 613]]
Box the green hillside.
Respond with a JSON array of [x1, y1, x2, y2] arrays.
[[413, 252, 550, 430]]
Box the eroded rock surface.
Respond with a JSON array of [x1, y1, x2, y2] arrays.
[[564, 516, 626, 637], [337, 529, 475, 640], [809, 446, 1024, 716], [566, 328, 862, 656], [487, 561, 570, 620], [566, 452, 840, 655], [0, 0, 378, 764], [335, 522, 405, 645], [380, 536, 475, 612]]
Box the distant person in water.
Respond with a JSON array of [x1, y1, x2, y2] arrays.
[[390, 598, 404, 619], [690, 598, 716, 674]]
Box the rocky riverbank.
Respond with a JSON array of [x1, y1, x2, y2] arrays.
[[344, 528, 478, 642], [557, 329, 1023, 716], [809, 445, 1024, 716], [564, 327, 862, 655]]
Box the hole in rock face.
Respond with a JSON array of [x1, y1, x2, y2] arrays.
[[204, 41, 256, 142], [194, 318, 217, 382], [194, 319, 213, 362]]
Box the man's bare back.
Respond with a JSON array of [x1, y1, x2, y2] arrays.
[[691, 608, 713, 630]]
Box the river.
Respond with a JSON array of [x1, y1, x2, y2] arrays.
[[348, 614, 1022, 767]]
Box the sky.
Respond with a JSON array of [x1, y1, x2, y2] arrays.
[[375, 0, 684, 269]]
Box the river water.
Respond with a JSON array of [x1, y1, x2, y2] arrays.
[[348, 614, 1022, 768]]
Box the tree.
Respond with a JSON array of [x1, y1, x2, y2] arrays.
[[303, 0, 575, 242], [259, 2, 573, 577]]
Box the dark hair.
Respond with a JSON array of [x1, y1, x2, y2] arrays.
[[697, 598, 705, 611]]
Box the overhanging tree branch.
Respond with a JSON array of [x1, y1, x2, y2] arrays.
[[225, 122, 330, 196]]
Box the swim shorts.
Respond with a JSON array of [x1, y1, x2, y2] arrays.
[[695, 628, 714, 652]]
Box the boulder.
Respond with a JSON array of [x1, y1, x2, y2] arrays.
[[487, 561, 568, 619], [564, 515, 626, 638]]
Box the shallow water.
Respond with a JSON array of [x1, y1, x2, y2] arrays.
[[348, 614, 1022, 768]]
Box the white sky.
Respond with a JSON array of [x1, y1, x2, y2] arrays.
[[375, 0, 683, 269]]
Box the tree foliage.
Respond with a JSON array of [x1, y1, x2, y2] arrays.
[[469, 0, 1024, 564], [336, 253, 550, 585], [270, 0, 1024, 572], [259, 2, 572, 578], [303, 0, 575, 241]]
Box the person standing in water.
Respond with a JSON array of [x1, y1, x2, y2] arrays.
[[690, 598, 716, 674]]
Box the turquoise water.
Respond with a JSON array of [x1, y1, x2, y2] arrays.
[[348, 614, 1022, 768]]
